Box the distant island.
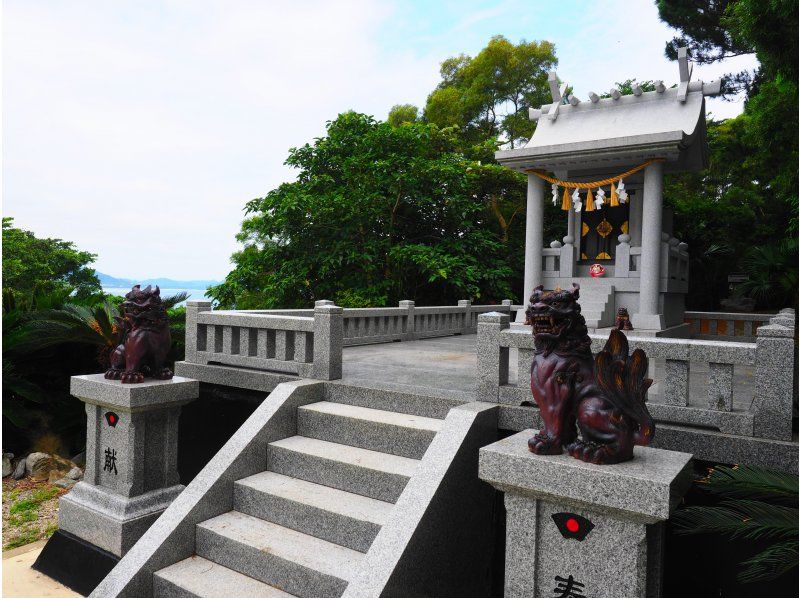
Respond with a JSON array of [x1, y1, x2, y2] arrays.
[[97, 272, 220, 290]]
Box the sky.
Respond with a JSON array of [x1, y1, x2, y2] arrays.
[[3, 0, 759, 281]]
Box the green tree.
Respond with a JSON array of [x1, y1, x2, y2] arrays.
[[423, 35, 557, 148], [387, 104, 419, 127], [658, 0, 798, 309], [208, 112, 515, 309], [2, 218, 101, 298]]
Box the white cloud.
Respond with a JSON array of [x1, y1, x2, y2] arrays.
[[3, 0, 758, 281]]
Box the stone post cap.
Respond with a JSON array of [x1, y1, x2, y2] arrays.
[[314, 300, 335, 307], [458, 299, 472, 306], [550, 240, 562, 248], [562, 235, 575, 245], [757, 323, 793, 338], [185, 300, 212, 308], [70, 374, 199, 412], [501, 299, 512, 306], [617, 234, 631, 244], [398, 300, 415, 307], [477, 312, 510, 324], [479, 430, 692, 523], [314, 304, 343, 314]]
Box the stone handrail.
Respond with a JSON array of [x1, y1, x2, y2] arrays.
[[185, 301, 342, 380], [477, 308, 796, 441]]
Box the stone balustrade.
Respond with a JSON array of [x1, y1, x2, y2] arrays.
[[185, 299, 516, 379], [185, 301, 342, 380], [477, 308, 796, 442], [684, 311, 775, 342]]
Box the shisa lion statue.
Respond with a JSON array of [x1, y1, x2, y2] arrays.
[[525, 284, 654, 464], [105, 285, 173, 384]]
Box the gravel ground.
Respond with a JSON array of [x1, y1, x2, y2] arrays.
[[2, 478, 71, 551]]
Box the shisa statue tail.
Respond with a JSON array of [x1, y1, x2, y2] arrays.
[[593, 329, 655, 446]]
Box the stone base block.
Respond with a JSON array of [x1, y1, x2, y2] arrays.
[[59, 481, 184, 557]]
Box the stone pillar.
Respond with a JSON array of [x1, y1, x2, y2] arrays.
[[399, 300, 415, 340], [480, 430, 692, 598], [312, 304, 343, 380], [521, 174, 545, 321], [638, 162, 665, 329], [59, 375, 198, 557], [476, 312, 510, 402], [184, 300, 212, 363], [752, 323, 795, 439], [458, 299, 473, 331]]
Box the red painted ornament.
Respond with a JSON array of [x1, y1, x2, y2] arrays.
[[566, 517, 580, 533]]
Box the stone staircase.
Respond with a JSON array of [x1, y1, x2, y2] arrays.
[[152, 400, 444, 597], [579, 284, 615, 329]]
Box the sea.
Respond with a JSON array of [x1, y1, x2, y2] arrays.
[[102, 287, 213, 307]]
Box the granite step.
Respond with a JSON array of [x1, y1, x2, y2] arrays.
[[297, 401, 443, 459], [154, 555, 296, 597], [234, 471, 392, 552], [196, 511, 362, 598], [323, 382, 462, 419], [267, 435, 417, 502]]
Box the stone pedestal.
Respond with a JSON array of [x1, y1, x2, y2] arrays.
[[479, 430, 692, 598], [59, 375, 198, 557]]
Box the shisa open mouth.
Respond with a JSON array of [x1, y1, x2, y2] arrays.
[[532, 314, 565, 335]]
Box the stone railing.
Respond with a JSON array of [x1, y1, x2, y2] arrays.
[[477, 309, 796, 441], [185, 299, 516, 379], [185, 301, 342, 380], [684, 311, 777, 342]]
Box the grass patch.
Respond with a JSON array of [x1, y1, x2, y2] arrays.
[[4, 528, 40, 551], [8, 486, 59, 515], [8, 511, 38, 526]]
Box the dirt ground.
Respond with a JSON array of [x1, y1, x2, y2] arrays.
[[2, 478, 71, 551]]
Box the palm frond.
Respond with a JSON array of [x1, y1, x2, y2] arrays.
[[698, 465, 798, 505], [162, 291, 190, 310], [672, 503, 796, 542], [737, 539, 799, 584]]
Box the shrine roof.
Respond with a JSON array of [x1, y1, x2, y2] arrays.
[[497, 88, 710, 175], [496, 50, 720, 176]]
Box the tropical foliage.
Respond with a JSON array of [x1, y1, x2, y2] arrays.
[[673, 465, 798, 583], [1, 222, 189, 455], [658, 0, 798, 310]]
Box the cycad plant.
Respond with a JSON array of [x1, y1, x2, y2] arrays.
[[672, 465, 798, 584]]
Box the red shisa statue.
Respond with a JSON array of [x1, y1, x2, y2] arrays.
[[104, 285, 173, 384], [525, 284, 654, 464]]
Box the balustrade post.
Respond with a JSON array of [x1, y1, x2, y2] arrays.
[[458, 299, 473, 331], [615, 234, 631, 278], [312, 304, 343, 380], [707, 363, 734, 410], [476, 312, 510, 403], [399, 300, 415, 340], [752, 324, 795, 439], [559, 235, 575, 277], [185, 300, 212, 363], [663, 359, 689, 406]]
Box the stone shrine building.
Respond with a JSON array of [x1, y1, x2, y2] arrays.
[[496, 49, 721, 333]]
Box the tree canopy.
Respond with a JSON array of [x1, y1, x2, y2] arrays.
[[423, 35, 557, 148], [658, 0, 798, 309], [2, 218, 101, 299], [208, 113, 516, 309]]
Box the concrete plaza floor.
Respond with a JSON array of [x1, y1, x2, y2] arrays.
[[2, 540, 78, 597], [340, 332, 756, 410]]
